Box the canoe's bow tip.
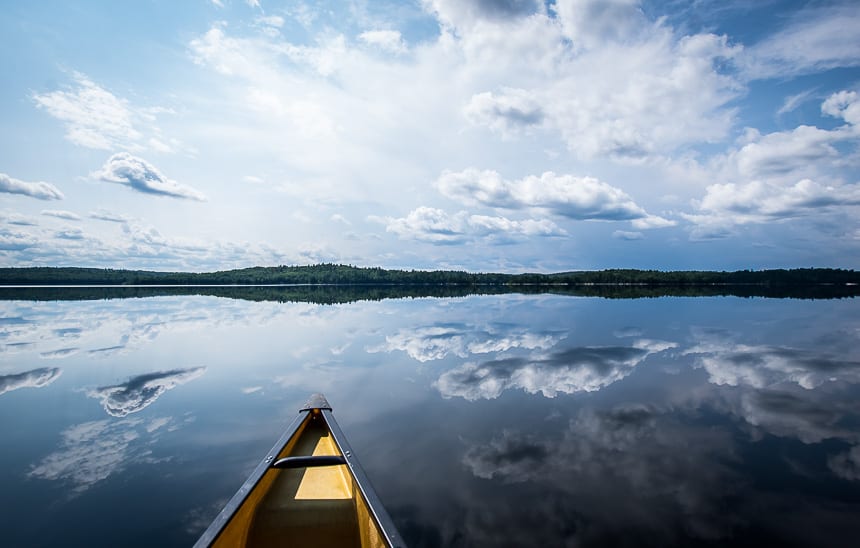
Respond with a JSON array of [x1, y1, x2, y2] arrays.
[[301, 393, 332, 412]]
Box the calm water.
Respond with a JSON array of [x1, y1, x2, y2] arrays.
[[1, 290, 859, 547]]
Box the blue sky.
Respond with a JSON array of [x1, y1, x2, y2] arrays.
[[1, 0, 859, 272]]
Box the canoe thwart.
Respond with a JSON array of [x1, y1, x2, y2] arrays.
[[272, 455, 347, 469], [301, 393, 332, 412]]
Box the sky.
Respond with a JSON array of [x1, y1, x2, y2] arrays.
[[1, 0, 859, 273]]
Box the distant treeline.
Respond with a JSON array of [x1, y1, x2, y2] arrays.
[[0, 264, 858, 287], [1, 283, 857, 304]]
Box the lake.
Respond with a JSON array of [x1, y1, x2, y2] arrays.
[[1, 288, 859, 547]]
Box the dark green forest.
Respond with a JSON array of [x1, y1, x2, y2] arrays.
[[1, 282, 857, 304], [0, 264, 857, 287]]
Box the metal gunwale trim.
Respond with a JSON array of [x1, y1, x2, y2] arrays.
[[301, 392, 332, 412], [321, 408, 404, 548], [193, 410, 311, 548]]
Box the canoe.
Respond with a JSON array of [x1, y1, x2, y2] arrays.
[[195, 394, 404, 547]]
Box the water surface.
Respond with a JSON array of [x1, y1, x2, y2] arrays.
[[1, 290, 859, 546]]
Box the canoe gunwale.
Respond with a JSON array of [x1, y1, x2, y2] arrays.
[[193, 410, 310, 548], [321, 408, 403, 547], [193, 395, 404, 548]]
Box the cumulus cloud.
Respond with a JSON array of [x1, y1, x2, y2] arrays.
[[688, 179, 860, 228], [0, 367, 62, 396], [464, 89, 544, 134], [0, 228, 38, 251], [0, 173, 63, 200], [735, 127, 843, 179], [382, 206, 566, 244], [436, 169, 673, 226], [436, 339, 677, 400], [358, 30, 407, 54], [92, 153, 206, 201], [86, 367, 206, 417], [822, 90, 860, 126], [425, 0, 543, 28], [553, 0, 647, 51], [55, 228, 86, 240], [2, 212, 39, 226], [683, 90, 860, 234], [32, 73, 142, 150], [41, 209, 81, 221], [444, 4, 742, 159]]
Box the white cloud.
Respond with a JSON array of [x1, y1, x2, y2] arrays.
[[682, 90, 860, 235], [92, 152, 206, 201], [0, 228, 38, 250], [464, 88, 544, 135], [2, 212, 39, 225], [0, 214, 294, 271], [358, 30, 407, 54], [378, 208, 455, 244], [613, 230, 644, 240], [777, 89, 817, 116], [330, 213, 351, 225], [553, 0, 646, 51], [32, 73, 178, 153], [436, 169, 673, 226], [441, 2, 742, 159], [55, 228, 85, 240], [0, 173, 63, 200], [822, 90, 860, 126], [258, 15, 284, 28], [742, 4, 860, 79], [89, 209, 131, 223], [382, 206, 566, 244], [734, 126, 844, 179], [41, 209, 81, 221], [423, 0, 543, 29], [32, 73, 142, 150], [697, 179, 860, 224]]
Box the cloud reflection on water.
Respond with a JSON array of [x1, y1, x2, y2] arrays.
[[436, 339, 677, 400], [87, 367, 205, 417], [368, 322, 564, 362], [460, 404, 743, 544], [0, 367, 62, 395], [687, 341, 860, 390], [28, 416, 179, 494]]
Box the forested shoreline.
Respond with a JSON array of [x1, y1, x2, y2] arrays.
[[0, 264, 857, 286]]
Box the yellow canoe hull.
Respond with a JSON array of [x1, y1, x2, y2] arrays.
[[196, 395, 402, 547]]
